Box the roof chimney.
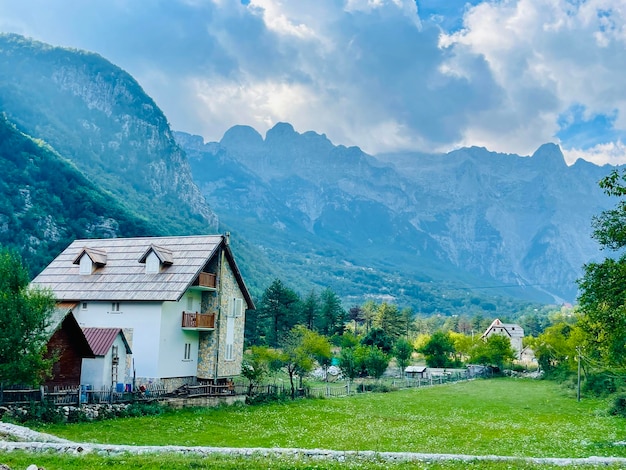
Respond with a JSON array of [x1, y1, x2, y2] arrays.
[[224, 232, 230, 245]]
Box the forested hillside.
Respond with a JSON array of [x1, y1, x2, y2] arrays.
[[0, 116, 157, 276], [0, 33, 218, 237]]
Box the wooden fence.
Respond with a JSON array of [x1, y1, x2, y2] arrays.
[[0, 371, 472, 406], [0, 383, 168, 407]]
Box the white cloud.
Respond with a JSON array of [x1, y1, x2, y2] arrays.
[[2, 0, 626, 164], [564, 140, 626, 166], [440, 0, 626, 161]]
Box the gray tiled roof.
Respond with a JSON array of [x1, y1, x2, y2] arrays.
[[32, 235, 224, 302]]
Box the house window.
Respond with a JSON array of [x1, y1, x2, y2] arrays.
[[229, 298, 244, 317], [81, 302, 88, 310], [145, 252, 160, 274], [225, 316, 235, 361], [79, 255, 92, 275], [187, 295, 194, 312], [184, 343, 191, 360], [110, 302, 121, 314]]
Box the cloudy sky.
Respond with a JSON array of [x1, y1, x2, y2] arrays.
[[1, 0, 625, 165]]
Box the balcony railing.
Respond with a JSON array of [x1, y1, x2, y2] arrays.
[[181, 311, 215, 330], [195, 272, 216, 289]]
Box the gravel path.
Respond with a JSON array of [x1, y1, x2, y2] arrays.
[[1, 422, 626, 467]]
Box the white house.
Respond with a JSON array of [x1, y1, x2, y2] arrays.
[[482, 318, 524, 360], [32, 234, 255, 390]]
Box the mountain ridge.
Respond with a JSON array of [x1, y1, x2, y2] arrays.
[[178, 124, 613, 306]]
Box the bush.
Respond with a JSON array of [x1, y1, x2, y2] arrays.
[[609, 394, 626, 417], [356, 382, 395, 393], [67, 407, 88, 423], [122, 401, 166, 418], [246, 391, 290, 405], [583, 372, 619, 397], [5, 401, 65, 424]]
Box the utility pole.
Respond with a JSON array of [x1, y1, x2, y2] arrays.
[[576, 346, 582, 402]]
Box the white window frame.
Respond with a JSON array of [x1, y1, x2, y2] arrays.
[[225, 315, 235, 361], [109, 302, 122, 314], [229, 298, 244, 318], [145, 252, 160, 274], [79, 255, 92, 275]]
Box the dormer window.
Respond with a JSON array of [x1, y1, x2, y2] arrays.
[[73, 247, 107, 276], [145, 252, 160, 274], [138, 244, 174, 274], [79, 255, 92, 275]]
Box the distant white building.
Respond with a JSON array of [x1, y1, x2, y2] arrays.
[[482, 319, 524, 360]]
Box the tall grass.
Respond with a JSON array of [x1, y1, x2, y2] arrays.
[[30, 378, 626, 459]]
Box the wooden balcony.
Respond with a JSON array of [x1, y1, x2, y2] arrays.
[[181, 311, 215, 330], [190, 272, 217, 290]]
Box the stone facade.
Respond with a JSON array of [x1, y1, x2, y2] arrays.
[[196, 251, 246, 380]]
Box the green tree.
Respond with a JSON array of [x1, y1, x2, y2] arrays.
[[338, 346, 360, 383], [0, 249, 56, 386], [301, 290, 319, 331], [361, 300, 378, 334], [281, 326, 332, 398], [317, 288, 345, 337], [257, 279, 301, 347], [361, 327, 393, 354], [374, 302, 404, 339], [348, 305, 364, 335], [577, 169, 626, 367], [526, 321, 583, 377], [241, 346, 282, 396], [470, 335, 516, 370], [399, 307, 414, 338], [363, 345, 389, 379], [393, 339, 413, 376], [419, 331, 456, 368]]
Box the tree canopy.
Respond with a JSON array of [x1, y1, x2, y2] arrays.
[[578, 168, 626, 367], [0, 249, 56, 386]]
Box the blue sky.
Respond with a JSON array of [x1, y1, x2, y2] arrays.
[[1, 0, 625, 165]]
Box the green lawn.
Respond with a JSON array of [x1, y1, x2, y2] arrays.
[[28, 378, 626, 459]]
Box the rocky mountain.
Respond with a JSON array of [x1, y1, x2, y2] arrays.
[[0, 33, 613, 316], [178, 124, 614, 307], [0, 115, 157, 276], [0, 33, 218, 236]]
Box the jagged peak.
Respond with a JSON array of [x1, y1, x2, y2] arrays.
[[531, 143, 567, 168]]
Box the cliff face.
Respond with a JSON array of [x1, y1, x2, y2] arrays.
[[179, 125, 614, 305], [0, 116, 158, 276], [0, 33, 217, 234]]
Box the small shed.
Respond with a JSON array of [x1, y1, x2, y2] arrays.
[[45, 303, 95, 387], [81, 328, 132, 389], [404, 365, 427, 378]]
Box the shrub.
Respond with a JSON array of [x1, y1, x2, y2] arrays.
[[609, 394, 626, 417], [245, 390, 290, 405], [67, 407, 88, 423], [122, 401, 166, 417], [356, 382, 395, 393], [583, 372, 619, 397]]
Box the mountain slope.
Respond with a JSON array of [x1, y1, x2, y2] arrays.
[[0, 33, 217, 235], [0, 116, 157, 276], [178, 126, 613, 307]]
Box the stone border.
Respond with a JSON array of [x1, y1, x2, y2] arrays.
[[1, 423, 626, 466]]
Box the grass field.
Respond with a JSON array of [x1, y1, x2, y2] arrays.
[[3, 378, 626, 469]]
